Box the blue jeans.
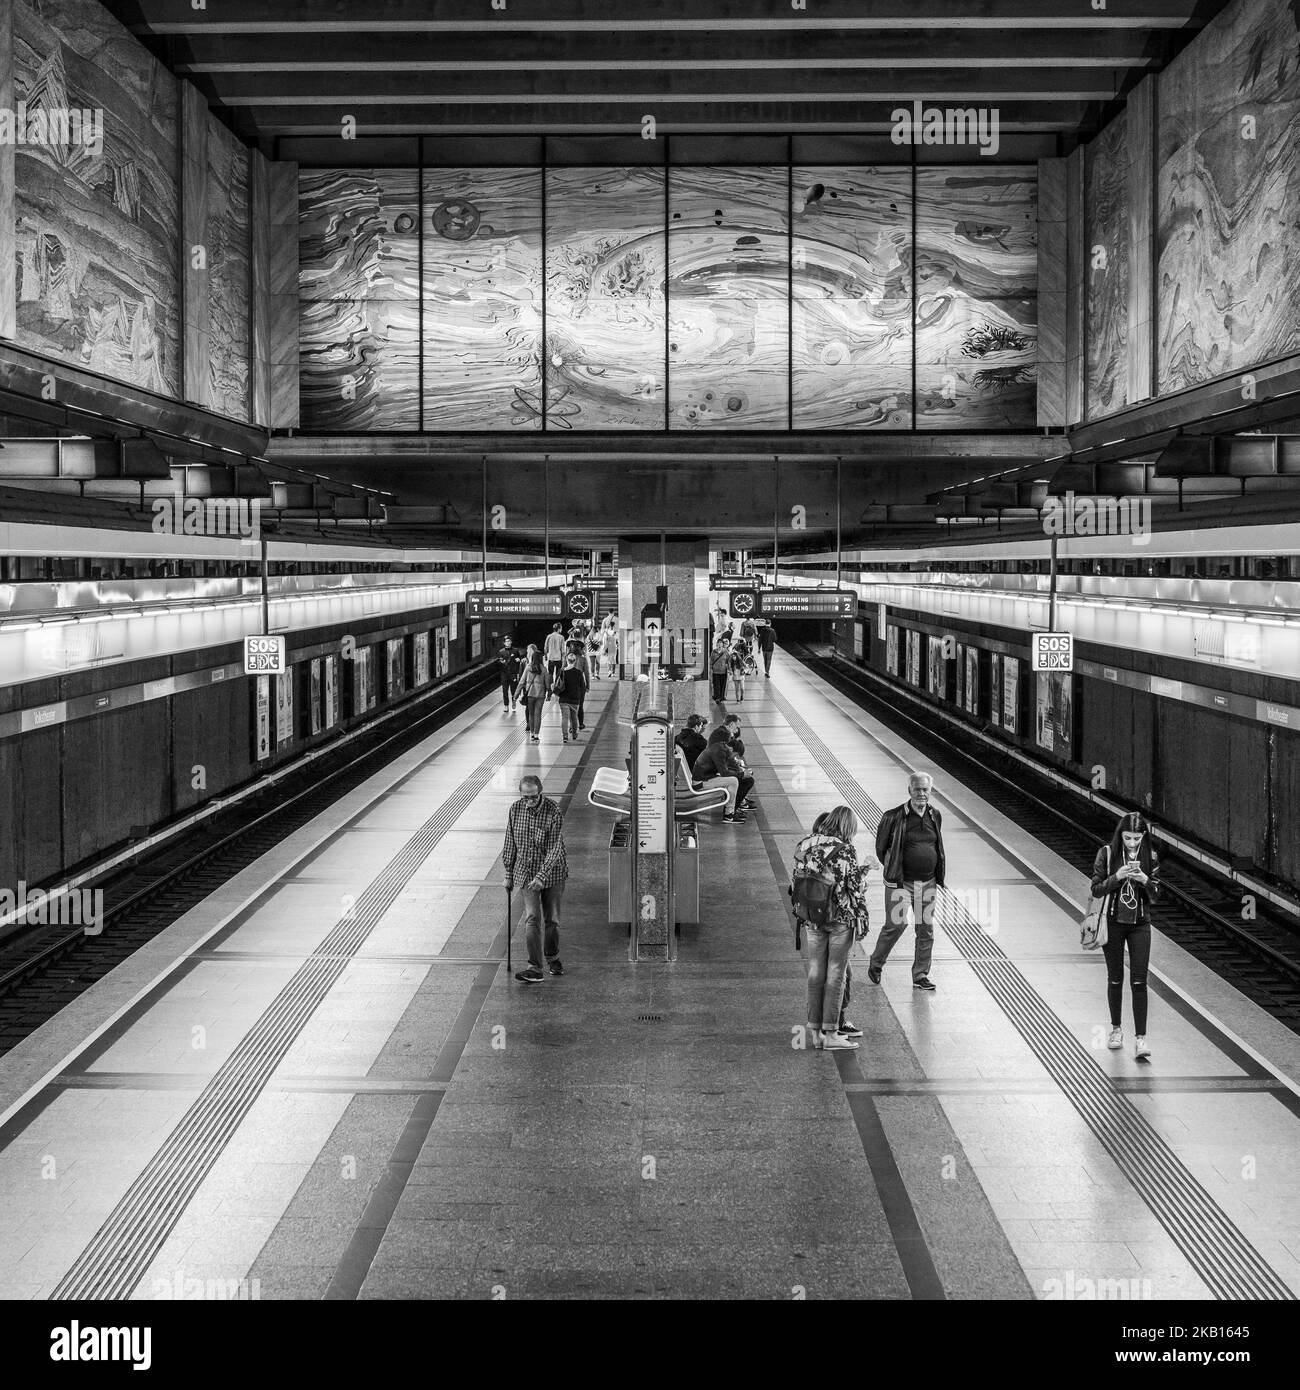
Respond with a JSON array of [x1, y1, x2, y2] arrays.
[[521, 883, 563, 969], [559, 702, 579, 738], [804, 919, 855, 1032], [870, 880, 937, 981]]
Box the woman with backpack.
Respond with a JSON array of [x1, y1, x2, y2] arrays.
[[514, 650, 551, 743], [792, 807, 875, 1050], [1090, 811, 1161, 1060], [553, 653, 587, 743]]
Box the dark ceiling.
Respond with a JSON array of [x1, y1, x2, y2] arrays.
[[103, 0, 1224, 151]]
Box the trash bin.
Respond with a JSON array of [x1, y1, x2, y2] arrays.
[[674, 818, 699, 927], [608, 818, 632, 925]]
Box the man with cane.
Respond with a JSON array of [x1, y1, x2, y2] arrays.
[[502, 774, 569, 983]]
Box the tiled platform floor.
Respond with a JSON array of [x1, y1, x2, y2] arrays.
[[0, 655, 1297, 1300]]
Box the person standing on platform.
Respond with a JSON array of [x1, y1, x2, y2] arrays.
[[740, 614, 757, 649], [515, 650, 551, 744], [710, 635, 732, 704], [503, 774, 568, 982], [1091, 811, 1161, 1061], [757, 621, 777, 677], [554, 653, 586, 743], [869, 772, 945, 991], [496, 635, 522, 713], [544, 623, 567, 684], [566, 636, 592, 730], [792, 807, 873, 1050]]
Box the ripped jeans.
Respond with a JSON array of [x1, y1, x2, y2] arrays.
[[1101, 919, 1150, 1033]]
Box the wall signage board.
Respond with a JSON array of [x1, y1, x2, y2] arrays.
[[467, 590, 563, 620], [253, 675, 271, 760]]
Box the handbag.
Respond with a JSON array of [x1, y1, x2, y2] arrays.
[[1080, 846, 1109, 951]]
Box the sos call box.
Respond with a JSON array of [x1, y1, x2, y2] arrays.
[[1031, 632, 1074, 673]]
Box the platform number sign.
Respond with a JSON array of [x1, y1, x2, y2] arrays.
[[244, 634, 285, 676], [1031, 632, 1074, 673]]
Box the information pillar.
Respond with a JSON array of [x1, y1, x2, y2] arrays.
[[631, 709, 674, 961]]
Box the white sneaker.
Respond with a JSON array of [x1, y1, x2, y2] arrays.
[[1134, 1036, 1151, 1060], [820, 1031, 859, 1050], [1107, 1027, 1122, 1050]]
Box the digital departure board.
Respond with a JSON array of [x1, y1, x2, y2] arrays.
[[466, 590, 564, 620], [729, 589, 857, 619]]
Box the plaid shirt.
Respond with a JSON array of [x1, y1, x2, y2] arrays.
[[503, 796, 568, 889]]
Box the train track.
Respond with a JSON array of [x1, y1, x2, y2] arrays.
[[0, 665, 497, 1053], [790, 642, 1300, 1033]]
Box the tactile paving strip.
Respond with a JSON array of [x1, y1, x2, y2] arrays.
[[52, 725, 527, 1301], [769, 680, 1295, 1301]]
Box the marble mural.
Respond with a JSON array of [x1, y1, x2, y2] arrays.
[[206, 115, 249, 421], [914, 167, 1038, 429], [422, 167, 543, 430], [1085, 112, 1130, 421], [791, 166, 913, 428], [544, 167, 666, 429], [298, 168, 419, 430], [12, 0, 180, 395], [667, 166, 789, 429], [1156, 0, 1300, 393]]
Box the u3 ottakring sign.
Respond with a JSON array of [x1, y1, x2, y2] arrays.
[[729, 589, 857, 619]]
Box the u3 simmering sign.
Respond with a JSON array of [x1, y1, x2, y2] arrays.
[[244, 634, 286, 676], [1031, 632, 1073, 672]]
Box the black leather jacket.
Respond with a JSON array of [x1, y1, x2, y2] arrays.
[[875, 802, 946, 887]]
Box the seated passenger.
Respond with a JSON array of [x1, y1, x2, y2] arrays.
[[692, 727, 753, 825], [674, 714, 708, 769]]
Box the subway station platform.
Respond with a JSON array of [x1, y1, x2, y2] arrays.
[[1, 655, 1299, 1301]]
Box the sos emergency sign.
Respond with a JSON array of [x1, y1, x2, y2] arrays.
[[244, 634, 286, 675], [1031, 632, 1073, 672]]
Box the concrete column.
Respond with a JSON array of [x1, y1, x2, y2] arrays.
[[616, 537, 710, 686]]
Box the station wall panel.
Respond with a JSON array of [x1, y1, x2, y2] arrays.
[[1226, 717, 1270, 868], [1084, 112, 1129, 420], [0, 727, 63, 889], [169, 677, 251, 815], [1268, 730, 1300, 886], [1154, 701, 1229, 856]]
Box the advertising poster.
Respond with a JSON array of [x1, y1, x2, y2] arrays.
[[310, 658, 322, 735], [387, 637, 404, 700], [955, 644, 965, 709], [1036, 672, 1074, 755], [353, 646, 371, 714], [324, 655, 337, 728], [965, 646, 979, 715], [435, 626, 449, 678], [1003, 655, 1020, 735], [470, 623, 482, 659], [275, 668, 294, 747], [907, 629, 922, 686], [449, 603, 459, 642], [254, 675, 271, 761], [853, 622, 864, 660], [366, 644, 378, 709], [927, 637, 947, 700], [990, 653, 1003, 727], [886, 624, 898, 676], [414, 631, 430, 686]]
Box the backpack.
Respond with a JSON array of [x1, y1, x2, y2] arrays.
[[791, 854, 838, 930]]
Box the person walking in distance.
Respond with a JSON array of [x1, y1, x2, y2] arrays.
[[869, 772, 945, 991], [757, 621, 777, 677], [792, 807, 874, 1050], [1091, 812, 1161, 1061], [544, 622, 567, 685], [496, 635, 522, 713], [503, 775, 568, 982], [553, 652, 585, 743], [566, 635, 592, 730], [514, 649, 551, 743], [710, 634, 732, 704]]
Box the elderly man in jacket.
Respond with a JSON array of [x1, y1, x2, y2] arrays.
[[867, 772, 945, 991]]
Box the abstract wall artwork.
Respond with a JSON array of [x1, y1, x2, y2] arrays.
[[422, 167, 543, 430], [792, 167, 912, 429], [667, 167, 789, 429], [298, 168, 419, 430], [1156, 0, 1300, 393], [206, 114, 250, 421], [545, 167, 665, 429], [1084, 112, 1129, 420], [12, 0, 180, 396], [914, 167, 1038, 429]]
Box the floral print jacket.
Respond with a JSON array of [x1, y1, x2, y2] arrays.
[[793, 832, 875, 937]]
